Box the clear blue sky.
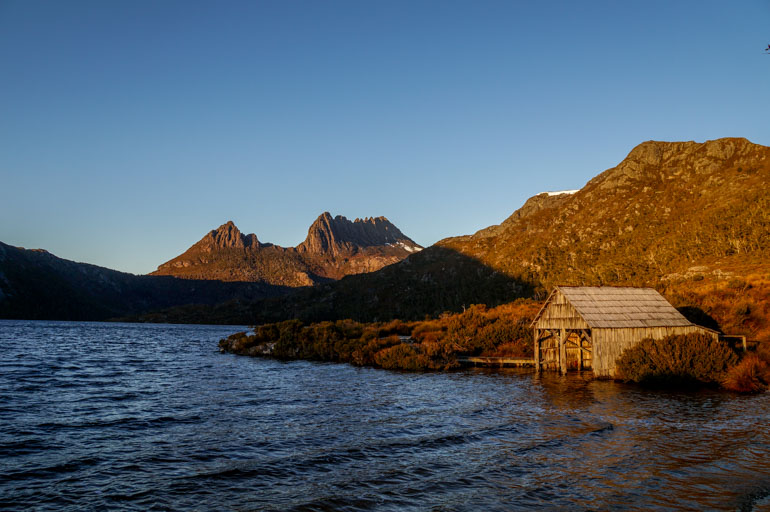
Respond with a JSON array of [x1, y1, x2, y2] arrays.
[[1, 0, 768, 274]]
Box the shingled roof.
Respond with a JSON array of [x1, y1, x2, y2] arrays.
[[534, 286, 694, 329]]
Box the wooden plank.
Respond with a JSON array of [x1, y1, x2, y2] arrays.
[[457, 357, 536, 367], [560, 328, 567, 374]]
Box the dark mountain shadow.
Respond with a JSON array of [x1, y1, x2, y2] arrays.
[[239, 245, 535, 324], [123, 246, 535, 325], [677, 306, 722, 332], [1, 242, 532, 325], [0, 242, 291, 322]]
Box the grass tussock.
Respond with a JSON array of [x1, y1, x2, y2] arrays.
[[721, 353, 770, 393]]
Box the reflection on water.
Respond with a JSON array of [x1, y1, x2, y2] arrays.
[[529, 371, 770, 511], [1, 320, 769, 511]]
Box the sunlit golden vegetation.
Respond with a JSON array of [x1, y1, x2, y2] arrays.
[[223, 292, 770, 393], [663, 272, 770, 343], [236, 139, 770, 332], [219, 301, 540, 371], [615, 332, 770, 393], [615, 333, 738, 388], [721, 352, 770, 393]]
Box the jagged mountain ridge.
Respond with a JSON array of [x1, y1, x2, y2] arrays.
[[298, 212, 416, 255], [152, 213, 421, 286], [234, 137, 770, 324], [199, 220, 259, 249]]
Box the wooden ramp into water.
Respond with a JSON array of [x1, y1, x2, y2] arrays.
[[457, 356, 535, 368]]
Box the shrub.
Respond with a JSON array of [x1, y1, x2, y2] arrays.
[[271, 319, 305, 358], [377, 319, 412, 337], [351, 335, 401, 366], [615, 333, 738, 387], [410, 320, 444, 341], [721, 354, 770, 393], [219, 331, 256, 352], [374, 343, 419, 370], [225, 300, 537, 371]]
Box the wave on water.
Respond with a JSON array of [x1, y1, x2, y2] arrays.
[[1, 320, 769, 511]]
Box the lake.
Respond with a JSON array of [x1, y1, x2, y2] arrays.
[[1, 320, 769, 511]]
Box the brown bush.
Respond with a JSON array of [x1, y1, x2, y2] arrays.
[[374, 343, 425, 370], [351, 335, 401, 366], [224, 300, 537, 371], [721, 354, 770, 393], [616, 333, 738, 387]]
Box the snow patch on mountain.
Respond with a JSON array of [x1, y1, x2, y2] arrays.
[[544, 189, 579, 196]]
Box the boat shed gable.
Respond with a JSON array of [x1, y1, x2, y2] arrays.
[[532, 288, 589, 330], [533, 286, 692, 329]]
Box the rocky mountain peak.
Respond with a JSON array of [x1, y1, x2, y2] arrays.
[[298, 213, 420, 255], [152, 213, 420, 284], [434, 136, 770, 291], [200, 221, 258, 249], [586, 137, 764, 192]]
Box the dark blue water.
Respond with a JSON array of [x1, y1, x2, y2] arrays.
[[1, 320, 769, 511]]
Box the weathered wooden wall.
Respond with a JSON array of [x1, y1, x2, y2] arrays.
[[533, 290, 589, 330], [592, 326, 719, 378], [534, 290, 593, 373]]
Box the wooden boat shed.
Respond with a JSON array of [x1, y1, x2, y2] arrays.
[[531, 286, 719, 378]]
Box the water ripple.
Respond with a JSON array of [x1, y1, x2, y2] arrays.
[[1, 319, 769, 511]]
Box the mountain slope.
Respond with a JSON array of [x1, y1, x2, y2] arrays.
[[152, 213, 421, 285], [152, 221, 318, 287], [0, 242, 289, 321], [238, 137, 770, 324], [441, 137, 769, 289]]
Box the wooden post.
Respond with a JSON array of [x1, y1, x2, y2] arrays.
[[559, 328, 567, 374], [534, 328, 540, 372], [577, 334, 583, 371]]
